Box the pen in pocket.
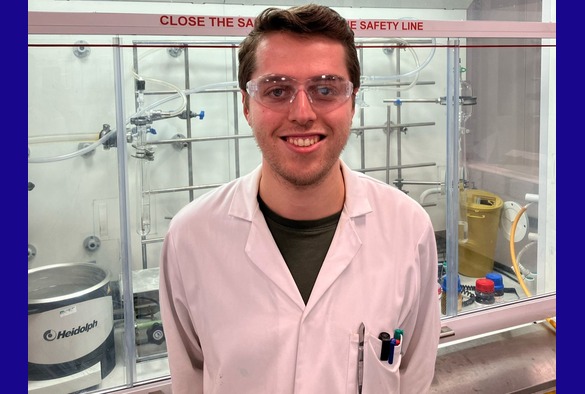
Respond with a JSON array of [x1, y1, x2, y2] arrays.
[[378, 332, 391, 360], [388, 338, 399, 364], [387, 328, 403, 365]]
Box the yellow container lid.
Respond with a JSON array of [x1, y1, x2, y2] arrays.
[[461, 189, 503, 212]]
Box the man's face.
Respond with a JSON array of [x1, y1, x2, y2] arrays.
[[243, 32, 356, 188]]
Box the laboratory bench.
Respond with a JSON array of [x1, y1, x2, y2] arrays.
[[431, 321, 556, 394]]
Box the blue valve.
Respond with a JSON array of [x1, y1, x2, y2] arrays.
[[179, 110, 205, 120]]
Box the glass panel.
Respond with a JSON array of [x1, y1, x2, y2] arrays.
[[126, 38, 256, 381], [354, 36, 451, 319], [453, 38, 556, 312], [28, 35, 132, 393]]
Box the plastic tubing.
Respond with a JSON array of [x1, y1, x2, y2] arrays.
[[509, 203, 556, 330], [360, 44, 420, 92], [131, 69, 187, 118], [28, 133, 99, 144], [184, 80, 239, 96], [28, 81, 238, 164], [419, 187, 443, 205], [509, 203, 532, 296], [136, 80, 238, 116], [359, 36, 436, 88], [516, 241, 537, 280], [28, 129, 116, 163]]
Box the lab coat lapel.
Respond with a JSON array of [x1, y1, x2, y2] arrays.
[[303, 161, 371, 315], [303, 213, 362, 314], [245, 213, 305, 310], [228, 162, 371, 313], [229, 166, 305, 310]]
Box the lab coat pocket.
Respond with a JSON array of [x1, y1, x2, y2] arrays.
[[361, 332, 401, 393], [346, 331, 402, 394]]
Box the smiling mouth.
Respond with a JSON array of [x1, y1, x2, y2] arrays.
[[285, 136, 322, 147]]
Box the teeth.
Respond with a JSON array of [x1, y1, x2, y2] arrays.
[[287, 136, 319, 147]]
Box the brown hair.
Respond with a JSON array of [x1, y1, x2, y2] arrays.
[[238, 4, 361, 93]]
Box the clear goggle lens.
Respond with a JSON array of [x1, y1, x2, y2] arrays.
[[246, 74, 353, 113]]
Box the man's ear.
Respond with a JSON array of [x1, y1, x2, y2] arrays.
[[241, 90, 250, 120]]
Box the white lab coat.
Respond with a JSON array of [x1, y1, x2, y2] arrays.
[[159, 160, 440, 394]]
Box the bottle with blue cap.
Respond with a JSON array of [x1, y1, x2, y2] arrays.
[[440, 275, 462, 314], [486, 272, 505, 302]]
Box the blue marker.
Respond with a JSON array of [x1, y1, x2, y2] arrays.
[[388, 338, 397, 364]]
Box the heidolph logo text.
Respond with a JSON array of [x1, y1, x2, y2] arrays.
[[43, 320, 98, 341]]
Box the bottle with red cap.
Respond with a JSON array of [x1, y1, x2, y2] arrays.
[[475, 278, 495, 305]]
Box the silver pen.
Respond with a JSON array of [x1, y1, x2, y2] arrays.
[[357, 322, 365, 394]]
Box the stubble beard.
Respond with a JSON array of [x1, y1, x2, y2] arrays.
[[261, 136, 348, 189]]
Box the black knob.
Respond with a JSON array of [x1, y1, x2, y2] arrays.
[[147, 322, 165, 345]]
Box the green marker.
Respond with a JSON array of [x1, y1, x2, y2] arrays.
[[393, 329, 404, 340]]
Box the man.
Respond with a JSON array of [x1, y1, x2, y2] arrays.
[[159, 4, 440, 393]]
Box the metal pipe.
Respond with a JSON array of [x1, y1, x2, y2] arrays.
[[445, 39, 461, 317], [183, 44, 195, 203], [147, 134, 254, 145], [231, 45, 241, 178], [385, 105, 392, 184], [396, 180, 443, 186], [113, 35, 137, 386], [395, 47, 403, 188], [142, 237, 165, 245], [358, 46, 366, 171], [361, 81, 435, 88], [141, 88, 240, 96], [351, 121, 435, 132], [383, 97, 477, 105], [357, 162, 436, 173], [384, 98, 441, 104], [148, 183, 224, 195], [131, 42, 150, 270]]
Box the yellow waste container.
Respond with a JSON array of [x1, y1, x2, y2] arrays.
[[458, 189, 504, 277]]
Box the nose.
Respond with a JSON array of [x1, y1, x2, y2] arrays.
[[288, 89, 317, 124]]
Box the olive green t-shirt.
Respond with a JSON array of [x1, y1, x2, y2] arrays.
[[258, 195, 341, 304]]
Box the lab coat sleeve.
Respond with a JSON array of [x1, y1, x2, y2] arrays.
[[399, 221, 441, 394], [159, 230, 204, 394]]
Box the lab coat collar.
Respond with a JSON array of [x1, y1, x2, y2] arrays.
[[227, 160, 373, 222], [227, 160, 370, 311], [339, 160, 373, 218]]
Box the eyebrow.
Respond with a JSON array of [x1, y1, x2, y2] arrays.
[[258, 74, 346, 82]]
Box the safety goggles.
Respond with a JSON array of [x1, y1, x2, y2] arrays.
[[245, 74, 354, 113]]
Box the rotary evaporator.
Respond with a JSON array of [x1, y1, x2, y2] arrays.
[[28, 263, 116, 394]]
